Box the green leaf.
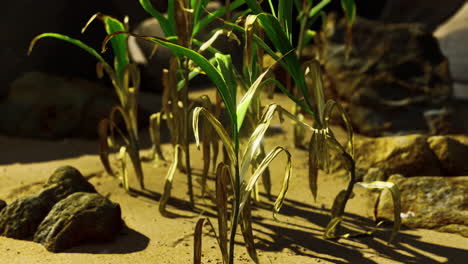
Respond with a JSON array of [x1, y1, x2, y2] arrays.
[[341, 0, 356, 25], [244, 0, 263, 14], [193, 0, 245, 36], [139, 0, 176, 37], [256, 13, 313, 115], [214, 53, 237, 110], [278, 0, 293, 41], [236, 66, 272, 131], [28, 33, 106, 65], [82, 13, 130, 83], [104, 32, 237, 125]]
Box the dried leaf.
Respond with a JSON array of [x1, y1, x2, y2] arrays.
[[159, 145, 182, 217], [240, 198, 259, 264], [215, 163, 230, 264], [194, 218, 206, 264], [356, 181, 401, 244], [192, 107, 236, 167], [149, 112, 166, 161]]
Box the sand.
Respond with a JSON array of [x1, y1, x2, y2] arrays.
[[1, 90, 467, 264]]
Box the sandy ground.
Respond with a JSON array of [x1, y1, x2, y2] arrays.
[[1, 90, 467, 264]]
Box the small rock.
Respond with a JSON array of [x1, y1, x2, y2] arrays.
[[377, 175, 468, 237], [353, 134, 441, 180], [0, 166, 97, 239], [427, 135, 468, 175], [0, 200, 5, 211], [44, 166, 97, 199], [0, 193, 53, 239], [34, 192, 123, 252]]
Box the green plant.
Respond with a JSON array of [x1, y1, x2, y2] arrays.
[[28, 13, 145, 193], [138, 0, 245, 206], [240, 0, 401, 242]]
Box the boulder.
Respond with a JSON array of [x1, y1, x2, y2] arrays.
[[377, 175, 468, 237], [0, 166, 96, 239], [324, 17, 452, 136], [427, 135, 468, 175], [34, 192, 123, 252], [0, 0, 155, 99], [380, 0, 465, 32], [353, 134, 441, 181], [0, 71, 117, 138], [435, 2, 468, 99]]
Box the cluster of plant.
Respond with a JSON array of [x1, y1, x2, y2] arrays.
[[28, 0, 402, 263]]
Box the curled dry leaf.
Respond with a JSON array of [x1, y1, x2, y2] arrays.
[[355, 181, 401, 244], [159, 145, 182, 217]]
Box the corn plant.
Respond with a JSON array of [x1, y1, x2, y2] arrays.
[[109, 22, 296, 260], [233, 0, 401, 242], [28, 14, 146, 193], [138, 0, 246, 206]]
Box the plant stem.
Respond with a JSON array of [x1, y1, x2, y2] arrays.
[[182, 57, 194, 207], [228, 163, 241, 264], [333, 154, 356, 235]]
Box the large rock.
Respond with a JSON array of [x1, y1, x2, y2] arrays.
[[380, 0, 465, 32], [435, 2, 468, 99], [0, 166, 96, 239], [377, 175, 468, 237], [353, 134, 441, 180], [0, 0, 156, 99], [427, 135, 468, 176], [324, 17, 453, 136], [0, 71, 116, 138], [34, 192, 123, 252]]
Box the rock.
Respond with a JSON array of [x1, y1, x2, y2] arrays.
[[353, 134, 441, 180], [362, 167, 386, 183], [0, 166, 96, 239], [435, 3, 468, 99], [0, 200, 5, 211], [43, 166, 97, 199], [0, 193, 53, 239], [0, 71, 116, 138], [380, 0, 465, 32], [0, 0, 153, 99], [427, 136, 468, 175], [34, 192, 123, 252], [435, 3, 468, 82], [377, 175, 468, 237], [324, 17, 452, 136], [423, 108, 461, 135]]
